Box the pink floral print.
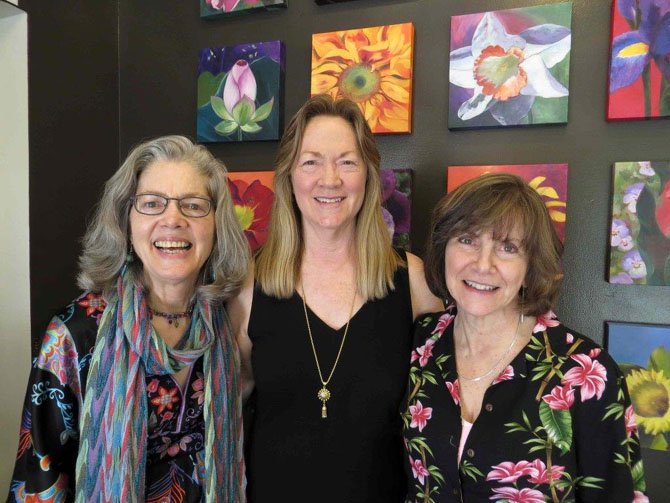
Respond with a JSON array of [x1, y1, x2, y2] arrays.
[[526, 459, 564, 484], [446, 379, 460, 405], [541, 384, 575, 410], [486, 460, 532, 483], [492, 365, 514, 384], [408, 456, 429, 484], [409, 400, 432, 432], [490, 487, 546, 503], [561, 354, 607, 401], [533, 311, 560, 333]]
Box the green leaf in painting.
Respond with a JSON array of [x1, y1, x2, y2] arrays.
[[233, 98, 255, 126], [649, 433, 669, 450], [539, 401, 572, 454], [660, 78, 670, 116], [215, 120, 238, 135], [211, 96, 234, 121], [252, 97, 274, 122], [649, 346, 670, 376], [198, 72, 224, 108], [241, 123, 262, 133]]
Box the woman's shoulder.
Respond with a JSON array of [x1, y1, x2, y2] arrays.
[[538, 312, 622, 375], [40, 292, 106, 352]]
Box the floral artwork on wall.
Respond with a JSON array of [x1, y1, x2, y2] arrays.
[[381, 168, 412, 250], [446, 164, 568, 241], [311, 23, 415, 134], [228, 171, 275, 252], [448, 3, 572, 129], [607, 0, 670, 120], [609, 161, 670, 285], [606, 321, 670, 451], [200, 0, 286, 19], [197, 41, 284, 143]]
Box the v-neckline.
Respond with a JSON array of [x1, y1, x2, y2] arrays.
[[297, 292, 366, 332]]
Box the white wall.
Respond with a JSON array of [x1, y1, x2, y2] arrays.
[[0, 2, 29, 497]]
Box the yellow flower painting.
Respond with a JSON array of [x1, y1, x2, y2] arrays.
[[311, 23, 415, 134]]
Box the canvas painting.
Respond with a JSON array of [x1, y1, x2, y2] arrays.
[[315, 0, 360, 3], [228, 171, 275, 252], [607, 0, 670, 120], [446, 164, 568, 241], [609, 161, 670, 285], [448, 3, 573, 129], [197, 41, 284, 143], [200, 0, 286, 19], [381, 168, 412, 250], [311, 22, 415, 134], [606, 321, 670, 451]]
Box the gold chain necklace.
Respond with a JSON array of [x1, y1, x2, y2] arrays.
[[301, 283, 357, 419]]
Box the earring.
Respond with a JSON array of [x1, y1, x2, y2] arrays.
[[520, 287, 525, 324], [126, 243, 134, 263]]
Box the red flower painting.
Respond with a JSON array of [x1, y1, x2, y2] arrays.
[[227, 171, 275, 252]]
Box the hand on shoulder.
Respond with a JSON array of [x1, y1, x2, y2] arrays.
[[406, 252, 444, 320]]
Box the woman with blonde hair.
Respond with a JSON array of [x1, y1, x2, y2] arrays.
[[230, 95, 442, 502], [8, 135, 249, 502]]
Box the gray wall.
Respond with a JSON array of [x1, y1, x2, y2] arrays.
[[15, 0, 669, 500]]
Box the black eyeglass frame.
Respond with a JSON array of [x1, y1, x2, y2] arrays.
[[130, 193, 214, 218]]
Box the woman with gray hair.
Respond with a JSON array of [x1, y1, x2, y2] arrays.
[[8, 136, 249, 502]]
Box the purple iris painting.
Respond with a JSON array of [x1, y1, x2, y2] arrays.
[[381, 168, 412, 250], [197, 41, 284, 143], [448, 3, 572, 129], [607, 0, 670, 120]]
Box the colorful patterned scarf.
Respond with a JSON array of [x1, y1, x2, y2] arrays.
[[75, 267, 245, 502]]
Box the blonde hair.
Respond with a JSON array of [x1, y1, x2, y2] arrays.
[[255, 95, 403, 300], [78, 135, 250, 302], [425, 173, 563, 316]]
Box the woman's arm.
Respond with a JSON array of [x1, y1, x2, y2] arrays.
[[406, 252, 444, 320], [228, 267, 255, 401], [7, 317, 84, 503]]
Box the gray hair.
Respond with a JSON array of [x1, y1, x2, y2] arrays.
[[78, 135, 250, 302]]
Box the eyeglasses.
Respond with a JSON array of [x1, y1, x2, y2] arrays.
[[131, 193, 213, 218]]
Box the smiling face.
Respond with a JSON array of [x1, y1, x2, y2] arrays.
[[445, 227, 528, 322], [129, 160, 215, 294], [291, 115, 367, 236]]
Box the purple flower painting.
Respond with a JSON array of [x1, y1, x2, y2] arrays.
[[381, 168, 412, 250], [607, 0, 670, 120], [200, 0, 286, 19], [448, 3, 572, 129], [197, 41, 284, 143], [609, 161, 670, 285]]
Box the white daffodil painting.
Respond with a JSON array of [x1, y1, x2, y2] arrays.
[[448, 3, 572, 129]]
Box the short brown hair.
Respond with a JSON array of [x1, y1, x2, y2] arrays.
[[255, 94, 403, 300], [424, 173, 563, 316]]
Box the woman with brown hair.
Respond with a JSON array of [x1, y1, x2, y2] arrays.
[[230, 95, 442, 502], [402, 173, 647, 502]]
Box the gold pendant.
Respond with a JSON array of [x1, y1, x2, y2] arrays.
[[317, 386, 331, 418]]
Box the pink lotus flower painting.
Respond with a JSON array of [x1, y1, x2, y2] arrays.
[[227, 171, 275, 252], [381, 168, 412, 250], [446, 164, 568, 241], [607, 0, 670, 120], [449, 3, 572, 129], [197, 41, 284, 143], [200, 0, 286, 19], [609, 161, 670, 285]]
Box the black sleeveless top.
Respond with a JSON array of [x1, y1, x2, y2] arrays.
[[247, 257, 413, 502]]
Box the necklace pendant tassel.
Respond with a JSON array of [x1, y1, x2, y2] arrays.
[[321, 402, 327, 418]]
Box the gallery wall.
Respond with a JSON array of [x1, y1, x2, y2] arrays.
[[117, 0, 669, 499], [10, 0, 669, 500]]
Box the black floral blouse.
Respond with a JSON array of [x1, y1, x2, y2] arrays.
[[7, 292, 207, 503], [402, 306, 648, 503]]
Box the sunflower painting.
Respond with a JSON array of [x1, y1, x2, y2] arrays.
[[606, 322, 670, 452], [227, 171, 275, 252], [311, 23, 415, 134], [446, 164, 568, 241]]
